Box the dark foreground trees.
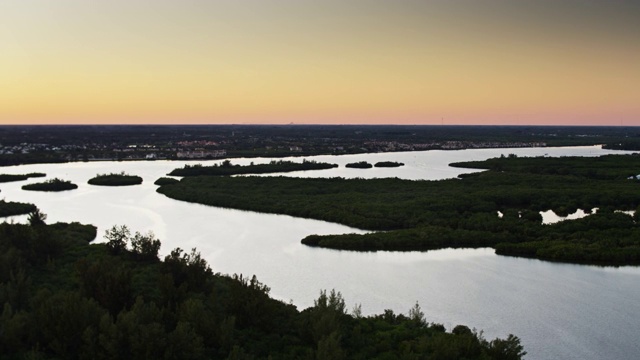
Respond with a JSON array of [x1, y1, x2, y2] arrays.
[[0, 221, 524, 359]]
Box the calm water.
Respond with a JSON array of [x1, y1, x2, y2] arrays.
[[2, 146, 639, 360]]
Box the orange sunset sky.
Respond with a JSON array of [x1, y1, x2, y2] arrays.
[[1, 1, 638, 126]]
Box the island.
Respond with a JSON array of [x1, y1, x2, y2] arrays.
[[0, 173, 46, 183], [88, 172, 143, 186], [169, 159, 338, 177], [0, 199, 38, 217], [345, 161, 373, 169], [0, 217, 524, 359], [374, 161, 404, 168], [22, 178, 78, 192], [157, 154, 640, 266]]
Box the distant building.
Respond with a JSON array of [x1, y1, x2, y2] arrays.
[[176, 149, 227, 159]]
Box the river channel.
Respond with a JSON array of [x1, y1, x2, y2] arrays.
[[1, 145, 639, 360]]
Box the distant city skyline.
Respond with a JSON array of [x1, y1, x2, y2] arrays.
[[1, 1, 638, 126]]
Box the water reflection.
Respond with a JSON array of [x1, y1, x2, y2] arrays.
[[540, 208, 597, 224], [0, 146, 639, 360]]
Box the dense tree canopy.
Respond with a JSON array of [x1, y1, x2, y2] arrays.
[[0, 220, 523, 359], [450, 154, 640, 180]]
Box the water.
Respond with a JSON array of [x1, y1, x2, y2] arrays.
[[1, 145, 639, 360], [540, 208, 597, 225]]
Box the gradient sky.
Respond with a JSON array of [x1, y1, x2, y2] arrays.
[[1, 0, 639, 125]]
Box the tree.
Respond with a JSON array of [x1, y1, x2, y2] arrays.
[[76, 257, 133, 316], [27, 209, 47, 226], [33, 290, 107, 359], [408, 301, 425, 326], [351, 303, 362, 319], [314, 289, 346, 314], [310, 290, 346, 344], [104, 225, 130, 255], [316, 331, 344, 360], [104, 226, 162, 261], [164, 248, 213, 291], [452, 324, 473, 336], [488, 334, 527, 360], [130, 231, 161, 261]]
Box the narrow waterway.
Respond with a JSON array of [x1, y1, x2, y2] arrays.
[[1, 146, 639, 360]]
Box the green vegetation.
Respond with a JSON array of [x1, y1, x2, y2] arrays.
[[374, 161, 404, 168], [450, 153, 640, 180], [22, 178, 78, 192], [169, 159, 338, 177], [0, 200, 37, 217], [0, 154, 67, 167], [154, 177, 179, 185], [88, 172, 143, 186], [0, 219, 523, 359], [27, 208, 48, 226], [345, 161, 373, 169], [0, 173, 46, 183], [159, 154, 640, 265]]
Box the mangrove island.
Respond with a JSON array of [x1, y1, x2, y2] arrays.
[[88, 172, 143, 186], [22, 178, 78, 192], [158, 154, 640, 266]]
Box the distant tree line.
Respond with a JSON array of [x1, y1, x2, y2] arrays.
[[0, 173, 45, 183], [169, 159, 338, 177], [450, 154, 640, 180], [345, 161, 373, 169], [0, 154, 67, 167]]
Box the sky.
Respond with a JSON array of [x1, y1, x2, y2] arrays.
[[1, 0, 639, 126]]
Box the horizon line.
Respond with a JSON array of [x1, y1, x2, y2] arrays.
[[0, 123, 638, 128]]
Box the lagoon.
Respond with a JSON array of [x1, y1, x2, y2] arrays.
[[1, 146, 639, 360]]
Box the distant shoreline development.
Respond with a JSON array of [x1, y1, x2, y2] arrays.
[[1, 124, 636, 166]]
